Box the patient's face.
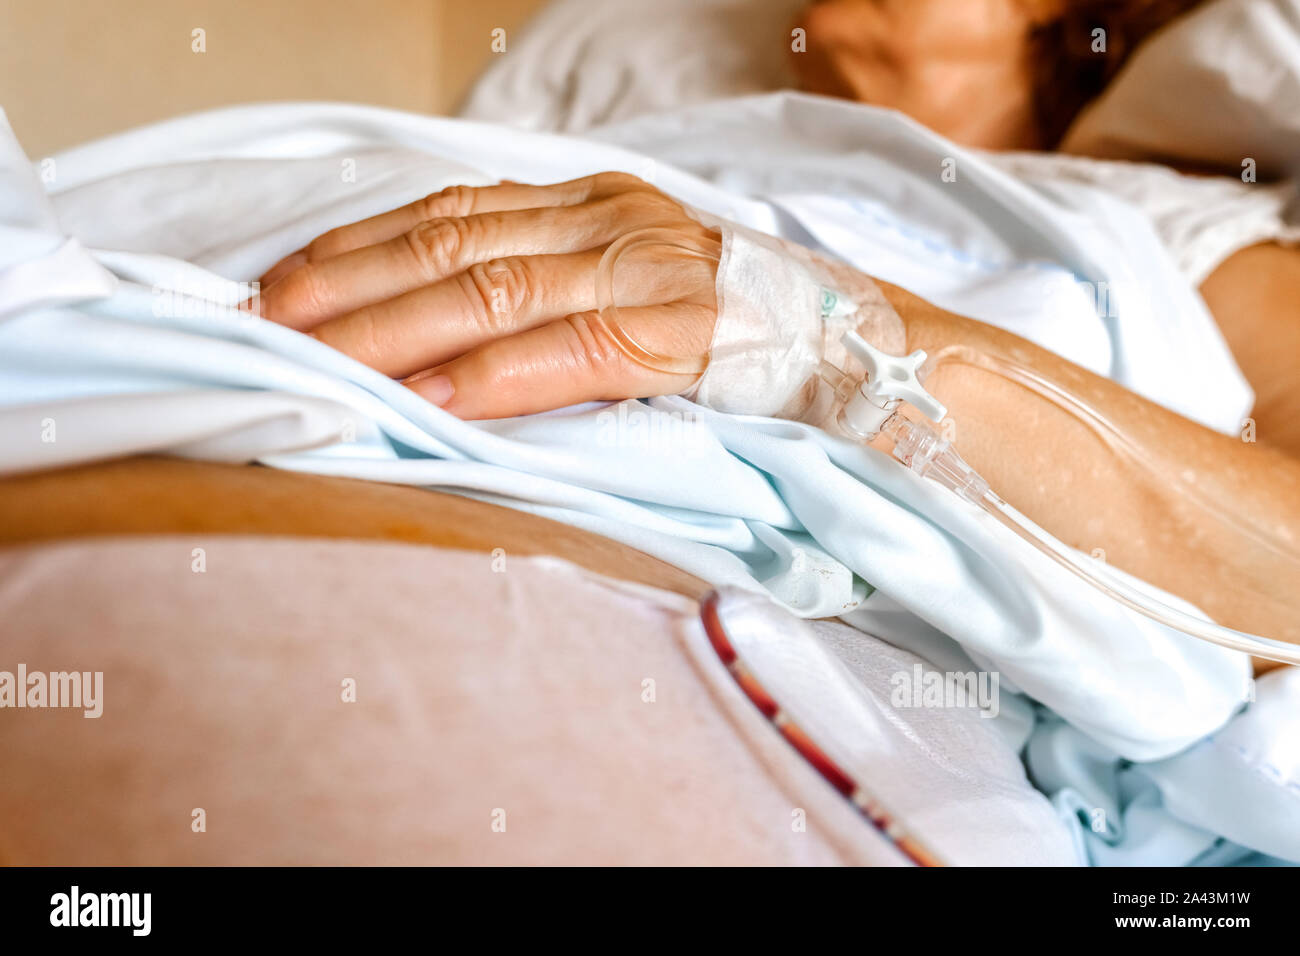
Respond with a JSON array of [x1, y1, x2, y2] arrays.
[[791, 0, 1059, 150]]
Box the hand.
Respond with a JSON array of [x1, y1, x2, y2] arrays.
[[256, 173, 720, 419]]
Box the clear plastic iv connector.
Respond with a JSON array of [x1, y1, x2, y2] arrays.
[[595, 228, 1300, 666]]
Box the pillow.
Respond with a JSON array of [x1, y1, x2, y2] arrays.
[[458, 0, 802, 133]]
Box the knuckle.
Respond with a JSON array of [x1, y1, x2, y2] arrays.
[[461, 257, 534, 330], [406, 216, 473, 274], [610, 187, 687, 225], [557, 311, 626, 378], [477, 352, 523, 400], [457, 342, 529, 408], [594, 170, 649, 193], [273, 262, 331, 318], [322, 309, 383, 361], [421, 183, 477, 220], [305, 228, 345, 261]]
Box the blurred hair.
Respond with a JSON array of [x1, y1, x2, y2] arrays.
[[1031, 0, 1209, 146]]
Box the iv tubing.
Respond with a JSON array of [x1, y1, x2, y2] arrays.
[[928, 344, 1300, 567], [886, 414, 1300, 666]]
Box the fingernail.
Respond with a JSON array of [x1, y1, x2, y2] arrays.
[[409, 373, 454, 407]]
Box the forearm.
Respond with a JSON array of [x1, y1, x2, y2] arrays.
[[873, 279, 1300, 650]]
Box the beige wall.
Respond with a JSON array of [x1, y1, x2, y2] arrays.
[[441, 0, 547, 111], [0, 0, 545, 157]]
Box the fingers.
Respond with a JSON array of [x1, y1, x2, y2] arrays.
[[255, 172, 720, 419], [405, 303, 713, 419], [260, 192, 678, 330], [258, 173, 648, 287], [309, 243, 716, 378], [312, 251, 604, 378]]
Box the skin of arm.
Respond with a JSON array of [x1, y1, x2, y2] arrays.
[[1198, 242, 1300, 458], [875, 277, 1300, 662]]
